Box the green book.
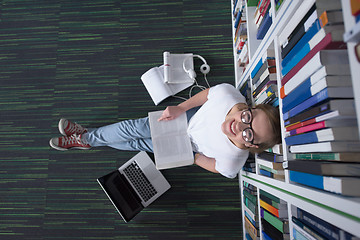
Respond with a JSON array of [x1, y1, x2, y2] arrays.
[[247, 0, 260, 7], [262, 208, 289, 233]]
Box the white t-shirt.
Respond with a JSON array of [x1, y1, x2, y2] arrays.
[[187, 83, 249, 178]]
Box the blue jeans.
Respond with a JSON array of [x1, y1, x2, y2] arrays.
[[82, 107, 200, 152]]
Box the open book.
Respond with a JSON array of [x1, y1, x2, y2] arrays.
[[148, 110, 194, 170], [141, 52, 195, 105]]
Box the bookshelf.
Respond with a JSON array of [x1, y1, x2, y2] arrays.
[[231, 0, 360, 239]]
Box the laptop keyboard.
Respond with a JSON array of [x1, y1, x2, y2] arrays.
[[123, 161, 158, 202]]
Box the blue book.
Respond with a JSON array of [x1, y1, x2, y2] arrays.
[[282, 19, 321, 68], [256, 12, 272, 40], [262, 231, 273, 240], [289, 170, 324, 191], [260, 168, 272, 177], [282, 77, 312, 113], [296, 207, 357, 240], [285, 131, 320, 146], [283, 88, 333, 121], [234, 9, 243, 29], [251, 58, 264, 79]]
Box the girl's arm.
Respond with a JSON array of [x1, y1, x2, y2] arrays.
[[194, 153, 219, 174], [158, 88, 209, 121]]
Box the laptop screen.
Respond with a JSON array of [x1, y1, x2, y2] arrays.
[[98, 170, 143, 222]]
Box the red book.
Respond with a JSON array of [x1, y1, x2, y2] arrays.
[[289, 121, 326, 135], [281, 33, 345, 86], [286, 118, 316, 131]]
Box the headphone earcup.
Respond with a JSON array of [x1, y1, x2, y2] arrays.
[[200, 64, 210, 74]]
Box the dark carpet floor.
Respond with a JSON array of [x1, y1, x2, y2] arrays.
[[0, 0, 242, 239]]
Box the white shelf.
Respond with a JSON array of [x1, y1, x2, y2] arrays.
[[233, 0, 360, 239]]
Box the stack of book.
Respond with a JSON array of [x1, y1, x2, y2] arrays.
[[257, 153, 285, 181], [243, 153, 256, 173], [233, 0, 248, 68], [350, 0, 360, 23], [243, 182, 259, 240], [251, 49, 278, 107], [292, 206, 359, 239], [260, 190, 289, 240], [253, 0, 272, 39], [240, 77, 253, 106], [278, 0, 360, 197]]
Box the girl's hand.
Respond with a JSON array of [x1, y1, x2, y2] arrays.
[[158, 106, 185, 121]]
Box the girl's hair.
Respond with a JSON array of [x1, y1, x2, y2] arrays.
[[249, 104, 281, 154]]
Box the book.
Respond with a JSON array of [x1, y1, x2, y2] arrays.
[[244, 204, 258, 226], [283, 87, 354, 121], [261, 208, 289, 234], [282, 8, 344, 69], [261, 218, 290, 240], [254, 84, 277, 104], [281, 22, 345, 77], [254, 71, 276, 90], [281, 32, 347, 87], [284, 99, 356, 127], [260, 199, 288, 218], [285, 127, 359, 146], [245, 214, 259, 240], [256, 11, 272, 40], [293, 223, 318, 240], [251, 55, 275, 79], [282, 76, 352, 113], [294, 152, 360, 162], [293, 206, 359, 240], [292, 216, 326, 240], [287, 118, 357, 136], [260, 189, 286, 204], [244, 194, 258, 215], [283, 160, 360, 177], [259, 193, 287, 210], [141, 65, 193, 105], [253, 79, 276, 99], [148, 111, 194, 170], [281, 4, 316, 58], [257, 151, 284, 163], [278, 0, 342, 49], [289, 170, 360, 196], [280, 50, 350, 99], [289, 141, 360, 153], [257, 158, 284, 170]]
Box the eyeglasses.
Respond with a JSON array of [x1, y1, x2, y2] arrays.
[[241, 108, 256, 145]]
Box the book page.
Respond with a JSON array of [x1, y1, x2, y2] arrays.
[[148, 110, 194, 170], [148, 110, 188, 138], [141, 66, 171, 105]]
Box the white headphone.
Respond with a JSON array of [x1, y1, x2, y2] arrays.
[[182, 54, 210, 80]]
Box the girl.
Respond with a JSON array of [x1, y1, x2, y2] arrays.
[[49, 83, 281, 178]]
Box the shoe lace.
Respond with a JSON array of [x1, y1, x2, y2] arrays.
[[68, 122, 83, 133], [63, 134, 84, 146]]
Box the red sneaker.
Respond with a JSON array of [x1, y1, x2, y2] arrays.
[[58, 118, 87, 136], [49, 134, 91, 151]]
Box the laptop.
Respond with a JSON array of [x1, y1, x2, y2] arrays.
[[97, 151, 171, 222]]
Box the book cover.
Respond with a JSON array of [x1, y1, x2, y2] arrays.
[[260, 199, 288, 218], [257, 151, 284, 163], [280, 50, 350, 99], [289, 170, 360, 196], [283, 160, 360, 177], [289, 141, 360, 153], [281, 4, 316, 59], [292, 216, 326, 240], [288, 118, 357, 136], [281, 32, 346, 86], [282, 79, 352, 113], [261, 208, 289, 234], [261, 218, 290, 240], [284, 99, 355, 127], [294, 152, 360, 162], [294, 207, 358, 240], [245, 215, 259, 240], [281, 24, 345, 77], [285, 127, 358, 146], [283, 87, 353, 121], [256, 11, 272, 40]]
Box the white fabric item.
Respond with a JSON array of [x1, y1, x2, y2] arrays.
[[187, 83, 249, 178]]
